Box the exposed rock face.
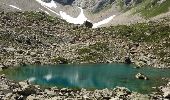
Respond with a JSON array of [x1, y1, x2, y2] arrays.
[[40, 0, 144, 12]]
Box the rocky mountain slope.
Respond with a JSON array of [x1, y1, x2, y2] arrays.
[[0, 0, 169, 27], [0, 11, 169, 69]]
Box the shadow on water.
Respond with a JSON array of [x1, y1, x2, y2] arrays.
[[1, 63, 170, 94]]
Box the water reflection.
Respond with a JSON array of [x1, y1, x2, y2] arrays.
[[44, 73, 53, 81], [28, 77, 36, 82]]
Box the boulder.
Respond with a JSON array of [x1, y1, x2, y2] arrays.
[[113, 87, 131, 98], [0, 64, 7, 70], [0, 74, 6, 79], [30, 52, 37, 57], [135, 73, 148, 80], [18, 81, 37, 96], [161, 83, 170, 99], [124, 56, 131, 64], [161, 87, 170, 99], [83, 21, 93, 28], [135, 61, 145, 68]]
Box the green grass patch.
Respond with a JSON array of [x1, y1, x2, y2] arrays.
[[108, 21, 170, 43], [77, 48, 91, 55], [89, 42, 109, 52], [134, 0, 170, 18]]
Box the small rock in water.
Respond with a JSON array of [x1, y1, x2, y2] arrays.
[[135, 73, 149, 80]]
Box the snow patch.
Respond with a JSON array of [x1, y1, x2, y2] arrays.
[[44, 73, 52, 81], [93, 15, 116, 28], [35, 0, 57, 8], [9, 5, 22, 11], [60, 7, 87, 24]]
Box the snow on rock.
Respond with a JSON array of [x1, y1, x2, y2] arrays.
[[93, 15, 116, 28], [9, 5, 22, 11], [60, 7, 88, 24], [35, 0, 59, 16], [35, 0, 57, 8], [34, 0, 115, 27], [39, 8, 50, 15]]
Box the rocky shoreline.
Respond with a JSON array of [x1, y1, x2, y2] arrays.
[[0, 74, 170, 100]]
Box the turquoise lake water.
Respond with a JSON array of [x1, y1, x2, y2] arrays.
[[2, 64, 170, 94]]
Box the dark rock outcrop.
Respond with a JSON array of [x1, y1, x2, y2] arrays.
[[83, 20, 93, 28], [124, 56, 131, 64]]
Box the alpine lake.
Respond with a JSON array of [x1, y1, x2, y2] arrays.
[[1, 63, 170, 94]]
